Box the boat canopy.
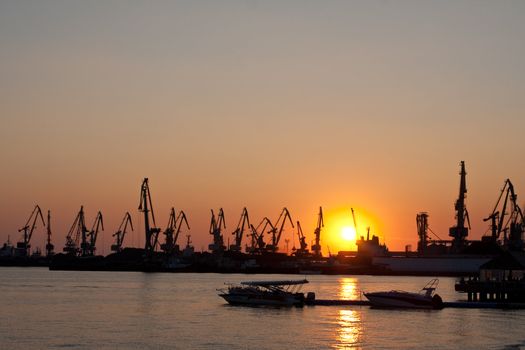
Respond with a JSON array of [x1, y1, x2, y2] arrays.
[[240, 279, 309, 287]]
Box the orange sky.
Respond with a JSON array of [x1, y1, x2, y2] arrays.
[[1, 1, 524, 255]]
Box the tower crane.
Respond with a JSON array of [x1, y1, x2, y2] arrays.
[[111, 212, 133, 253], [138, 178, 161, 255], [45, 210, 54, 257], [230, 207, 250, 252], [63, 206, 88, 256], [209, 208, 226, 253], [17, 205, 45, 257], [85, 211, 104, 256], [266, 208, 294, 253], [312, 206, 324, 258]]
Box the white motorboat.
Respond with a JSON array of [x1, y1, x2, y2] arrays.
[[364, 279, 443, 309], [218, 279, 311, 307]]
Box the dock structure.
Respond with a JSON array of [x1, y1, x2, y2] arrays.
[[306, 298, 525, 309], [455, 279, 525, 303]]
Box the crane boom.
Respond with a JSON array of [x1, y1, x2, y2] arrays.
[[63, 206, 88, 256], [231, 207, 250, 252], [248, 217, 272, 253], [484, 179, 525, 249], [111, 212, 133, 253], [209, 208, 226, 253], [294, 221, 308, 256], [351, 208, 359, 239], [161, 208, 177, 254], [86, 211, 104, 256], [268, 208, 294, 252], [174, 210, 190, 247], [161, 208, 190, 254]]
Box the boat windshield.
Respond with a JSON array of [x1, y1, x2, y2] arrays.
[[419, 278, 439, 296]]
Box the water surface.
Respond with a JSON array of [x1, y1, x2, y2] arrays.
[[1, 268, 524, 349]]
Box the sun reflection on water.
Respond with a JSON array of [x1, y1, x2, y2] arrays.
[[334, 278, 363, 349], [337, 277, 360, 300], [336, 309, 362, 349]]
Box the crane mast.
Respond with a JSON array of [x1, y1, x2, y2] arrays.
[[416, 212, 429, 254], [449, 161, 470, 252], [111, 212, 133, 253], [17, 204, 45, 257], [312, 206, 324, 258], [230, 207, 250, 252], [208, 208, 226, 253], [138, 178, 161, 255], [45, 210, 54, 257]]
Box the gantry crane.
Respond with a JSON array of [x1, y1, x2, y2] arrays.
[[83, 211, 103, 256], [161, 208, 177, 254], [230, 207, 250, 252], [138, 178, 161, 255], [161, 208, 190, 254], [111, 212, 133, 253], [63, 206, 88, 256], [484, 179, 524, 250], [311, 207, 324, 258], [16, 205, 45, 257], [292, 221, 309, 257], [45, 210, 54, 257], [247, 217, 273, 254], [209, 208, 226, 253], [266, 208, 294, 253]]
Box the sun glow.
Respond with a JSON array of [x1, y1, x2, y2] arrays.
[[322, 206, 383, 254], [341, 226, 356, 241]]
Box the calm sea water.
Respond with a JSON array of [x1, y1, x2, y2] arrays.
[[1, 267, 524, 349]]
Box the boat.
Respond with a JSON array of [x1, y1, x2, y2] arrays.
[[364, 278, 443, 309], [218, 279, 312, 307]]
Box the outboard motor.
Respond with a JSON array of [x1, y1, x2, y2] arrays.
[[432, 294, 444, 309], [306, 292, 316, 304]]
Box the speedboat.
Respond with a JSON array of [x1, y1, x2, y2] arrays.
[[364, 278, 443, 309], [218, 279, 311, 307]]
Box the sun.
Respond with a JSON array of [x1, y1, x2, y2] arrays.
[[341, 226, 356, 241]]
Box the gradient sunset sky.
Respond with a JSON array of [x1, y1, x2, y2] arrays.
[[1, 0, 524, 254]]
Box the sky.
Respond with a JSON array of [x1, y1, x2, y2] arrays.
[[1, 0, 524, 255]]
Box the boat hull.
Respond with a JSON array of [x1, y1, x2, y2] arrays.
[[364, 292, 441, 309], [219, 293, 303, 307]]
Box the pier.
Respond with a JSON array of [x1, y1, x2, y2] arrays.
[[455, 279, 525, 303], [306, 299, 525, 309]]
